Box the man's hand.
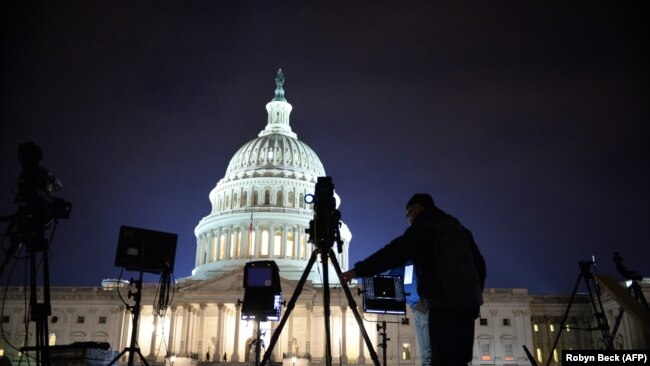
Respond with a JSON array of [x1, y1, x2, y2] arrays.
[[341, 269, 357, 282]]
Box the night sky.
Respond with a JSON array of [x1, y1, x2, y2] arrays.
[[1, 1, 648, 295]]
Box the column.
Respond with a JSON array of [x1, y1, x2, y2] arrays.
[[242, 225, 250, 257], [148, 313, 159, 361], [188, 307, 197, 354], [215, 303, 225, 359], [195, 304, 206, 357], [232, 303, 242, 361], [120, 306, 130, 351], [306, 303, 313, 356], [358, 324, 366, 364], [269, 225, 275, 257], [180, 305, 191, 354], [168, 306, 178, 355], [280, 225, 287, 258], [340, 305, 348, 364]]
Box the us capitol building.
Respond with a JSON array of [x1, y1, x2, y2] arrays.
[[1, 71, 647, 366]]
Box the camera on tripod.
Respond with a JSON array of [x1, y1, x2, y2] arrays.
[[305, 177, 343, 253], [15, 142, 72, 224]]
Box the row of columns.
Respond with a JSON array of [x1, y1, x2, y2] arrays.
[[197, 225, 312, 265], [134, 302, 368, 363]]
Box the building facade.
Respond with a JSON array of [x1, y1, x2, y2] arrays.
[[0, 71, 647, 366]]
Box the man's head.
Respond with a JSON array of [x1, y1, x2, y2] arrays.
[[405, 193, 434, 225]]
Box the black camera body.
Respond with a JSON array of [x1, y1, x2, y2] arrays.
[[306, 177, 343, 252], [15, 142, 72, 224]]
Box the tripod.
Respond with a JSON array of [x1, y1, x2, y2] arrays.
[[259, 247, 381, 366], [1, 213, 53, 366], [545, 260, 613, 366], [109, 271, 149, 366]]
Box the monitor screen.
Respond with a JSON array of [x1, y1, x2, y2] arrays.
[[246, 267, 273, 287]]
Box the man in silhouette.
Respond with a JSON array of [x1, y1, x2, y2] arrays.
[[342, 193, 486, 366]]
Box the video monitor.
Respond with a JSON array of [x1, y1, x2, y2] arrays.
[[362, 275, 406, 315], [115, 226, 177, 274]]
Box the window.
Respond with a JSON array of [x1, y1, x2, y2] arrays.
[[249, 231, 256, 256], [479, 318, 488, 326], [534, 324, 539, 332], [233, 193, 239, 208], [549, 324, 555, 332], [2, 316, 9, 323], [253, 190, 259, 205], [288, 191, 295, 207], [98, 316, 107, 324], [236, 231, 242, 257], [300, 235, 307, 259], [48, 332, 56, 346], [401, 343, 411, 360], [77, 316, 85, 324], [504, 343, 514, 361], [261, 230, 269, 256], [219, 234, 226, 260], [276, 191, 283, 206], [536, 347, 543, 363], [211, 236, 218, 261], [480, 343, 491, 361], [273, 231, 282, 256], [503, 318, 511, 326], [286, 230, 295, 257], [242, 191, 248, 206], [264, 189, 270, 205]]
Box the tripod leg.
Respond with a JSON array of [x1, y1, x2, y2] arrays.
[[328, 250, 381, 366], [545, 272, 582, 366], [321, 251, 333, 366], [260, 250, 319, 366]]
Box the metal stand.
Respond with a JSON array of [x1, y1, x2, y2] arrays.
[[545, 261, 613, 366], [1, 214, 53, 366], [259, 248, 381, 366], [376, 321, 389, 366], [109, 271, 149, 366], [253, 321, 265, 366]]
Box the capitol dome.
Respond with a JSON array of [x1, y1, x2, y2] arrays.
[[193, 70, 351, 283]]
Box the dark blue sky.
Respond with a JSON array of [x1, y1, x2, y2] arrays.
[[1, 1, 648, 294]]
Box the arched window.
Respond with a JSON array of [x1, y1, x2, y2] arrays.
[[273, 230, 282, 256], [225, 195, 230, 209], [299, 193, 305, 208], [261, 230, 269, 256], [286, 229, 295, 257], [233, 193, 239, 208], [242, 191, 248, 207], [219, 234, 226, 260], [48, 332, 57, 346], [301, 234, 307, 259], [249, 231, 256, 256], [288, 191, 295, 207], [253, 190, 259, 205], [276, 191, 283, 207], [211, 236, 218, 261], [264, 189, 271, 205]]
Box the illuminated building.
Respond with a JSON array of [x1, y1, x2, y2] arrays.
[[1, 71, 647, 366]]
